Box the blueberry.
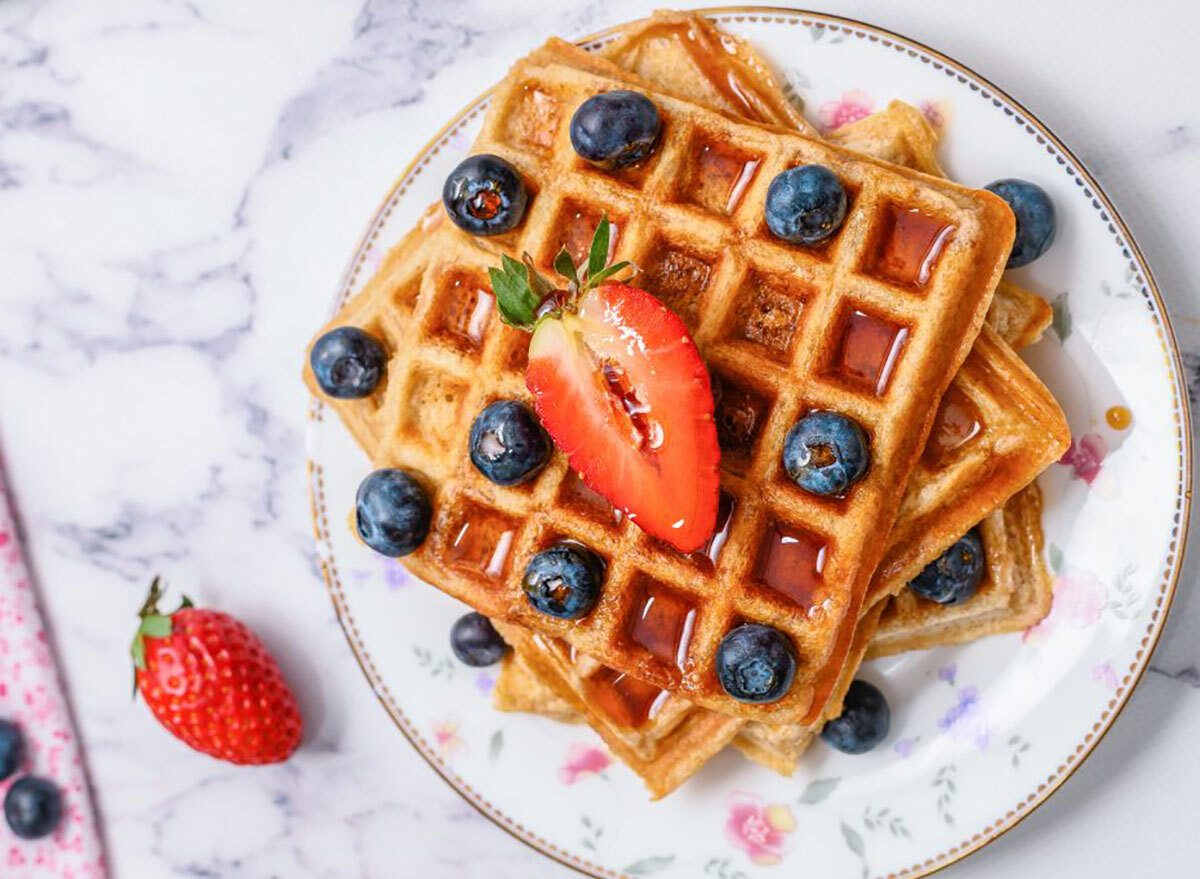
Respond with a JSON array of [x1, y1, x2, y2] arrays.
[[908, 529, 985, 605], [985, 178, 1056, 268], [443, 153, 529, 236], [782, 411, 870, 497], [569, 90, 662, 170], [469, 400, 552, 487], [0, 719, 22, 781], [715, 624, 796, 704], [450, 612, 509, 667], [522, 542, 605, 620], [821, 680, 890, 754], [765, 165, 848, 245], [355, 469, 432, 557], [4, 776, 62, 840], [310, 326, 387, 399]]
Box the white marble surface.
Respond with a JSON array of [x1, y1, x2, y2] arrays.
[[0, 0, 1197, 876]]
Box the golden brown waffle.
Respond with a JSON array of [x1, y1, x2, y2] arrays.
[[493, 602, 886, 790], [483, 16, 1062, 786], [300, 15, 1066, 794], [333, 38, 1017, 725], [494, 621, 744, 799], [869, 481, 1051, 657], [594, 9, 818, 135]]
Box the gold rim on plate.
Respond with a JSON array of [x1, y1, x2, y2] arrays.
[[307, 8, 1193, 878]]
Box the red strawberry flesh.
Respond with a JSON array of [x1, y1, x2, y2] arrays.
[[526, 281, 720, 551]]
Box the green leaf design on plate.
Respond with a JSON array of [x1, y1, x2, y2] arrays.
[[488, 729, 504, 763], [624, 855, 675, 875], [1048, 542, 1064, 573], [841, 821, 865, 856], [1051, 291, 1072, 341], [799, 776, 841, 804]]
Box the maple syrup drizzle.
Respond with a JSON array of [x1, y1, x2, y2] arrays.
[[755, 523, 827, 610], [1106, 405, 1132, 430], [923, 386, 983, 467], [690, 492, 736, 569], [870, 205, 955, 289], [627, 581, 697, 669], [837, 310, 909, 395], [447, 515, 516, 580], [559, 205, 619, 265], [442, 276, 494, 347], [635, 21, 799, 126], [690, 142, 761, 214], [559, 471, 623, 525], [585, 667, 669, 729]]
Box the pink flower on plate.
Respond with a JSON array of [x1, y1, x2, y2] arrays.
[[817, 89, 874, 132], [1024, 567, 1107, 645], [725, 793, 796, 866], [558, 741, 611, 785], [432, 715, 467, 761], [1092, 663, 1119, 691], [920, 99, 948, 129], [1059, 433, 1108, 485]]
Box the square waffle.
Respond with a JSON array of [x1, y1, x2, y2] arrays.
[[304, 14, 1066, 791], [869, 480, 1051, 656], [355, 38, 1016, 725], [485, 16, 1061, 788]]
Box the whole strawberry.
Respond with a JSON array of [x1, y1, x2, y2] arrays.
[[131, 577, 303, 765]]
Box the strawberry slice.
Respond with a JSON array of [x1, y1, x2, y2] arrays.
[[489, 219, 720, 552]]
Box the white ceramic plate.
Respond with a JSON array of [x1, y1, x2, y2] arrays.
[[307, 9, 1191, 878]]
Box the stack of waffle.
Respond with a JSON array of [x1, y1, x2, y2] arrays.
[[305, 11, 1069, 797]]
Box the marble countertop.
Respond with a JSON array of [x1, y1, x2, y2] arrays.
[[1, 0, 1197, 876]]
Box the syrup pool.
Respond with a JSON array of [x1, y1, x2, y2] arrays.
[[869, 204, 955, 289], [584, 667, 669, 729], [755, 522, 827, 610]]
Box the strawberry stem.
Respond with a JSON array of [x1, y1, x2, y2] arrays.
[[130, 576, 177, 685], [488, 216, 635, 330]]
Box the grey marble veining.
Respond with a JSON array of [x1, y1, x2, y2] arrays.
[[1, 1, 1197, 877]]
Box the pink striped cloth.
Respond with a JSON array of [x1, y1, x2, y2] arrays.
[[0, 460, 107, 878]]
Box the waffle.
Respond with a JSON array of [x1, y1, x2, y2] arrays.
[[326, 37, 1020, 724], [486, 16, 1060, 785], [601, 13, 1053, 351], [592, 8, 818, 136], [494, 621, 744, 799], [493, 601, 887, 792], [303, 14, 1068, 791], [869, 481, 1051, 656]]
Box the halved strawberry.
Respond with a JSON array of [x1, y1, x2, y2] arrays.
[[489, 219, 720, 552]]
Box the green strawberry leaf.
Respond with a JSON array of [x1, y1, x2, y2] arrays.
[[585, 260, 635, 290], [522, 253, 554, 301], [587, 216, 611, 283], [130, 632, 145, 670], [489, 255, 542, 329], [140, 614, 173, 637], [553, 247, 579, 287]]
